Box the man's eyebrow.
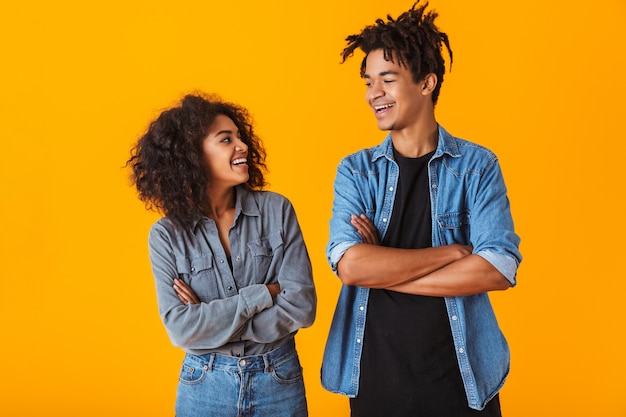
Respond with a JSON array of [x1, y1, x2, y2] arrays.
[[363, 70, 400, 78]]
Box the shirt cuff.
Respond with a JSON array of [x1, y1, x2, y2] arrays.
[[239, 284, 274, 315], [476, 249, 519, 286], [328, 241, 359, 274]]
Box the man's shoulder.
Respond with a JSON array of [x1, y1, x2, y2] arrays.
[[439, 128, 499, 162], [339, 137, 390, 168]]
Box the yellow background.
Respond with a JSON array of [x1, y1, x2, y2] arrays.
[[1, 0, 625, 415]]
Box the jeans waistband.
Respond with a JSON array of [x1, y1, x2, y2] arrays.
[[185, 338, 296, 373]]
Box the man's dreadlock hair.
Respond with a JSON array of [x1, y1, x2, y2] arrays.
[[341, 1, 453, 105]]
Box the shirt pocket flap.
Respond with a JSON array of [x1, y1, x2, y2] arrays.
[[248, 240, 273, 257], [175, 255, 213, 275], [436, 212, 470, 229], [247, 231, 284, 256]]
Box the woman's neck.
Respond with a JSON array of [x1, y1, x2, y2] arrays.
[[205, 186, 236, 219]]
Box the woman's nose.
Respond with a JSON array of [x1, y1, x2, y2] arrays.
[[235, 139, 248, 152]]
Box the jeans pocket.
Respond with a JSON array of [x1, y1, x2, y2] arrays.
[[178, 357, 207, 385], [271, 353, 304, 385]]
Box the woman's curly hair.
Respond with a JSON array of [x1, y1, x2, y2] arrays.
[[127, 93, 267, 229], [341, 0, 453, 105]]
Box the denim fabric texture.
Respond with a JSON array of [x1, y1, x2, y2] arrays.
[[148, 186, 316, 357], [175, 338, 307, 417], [321, 126, 522, 411]]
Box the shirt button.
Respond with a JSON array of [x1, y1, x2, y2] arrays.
[[227, 286, 233, 291], [359, 306, 364, 311], [382, 218, 387, 222], [432, 184, 437, 189], [220, 259, 224, 263], [452, 315, 458, 321], [191, 267, 195, 272], [236, 256, 241, 261], [356, 338, 361, 343], [389, 187, 394, 191], [459, 348, 465, 354], [239, 359, 246, 367], [203, 365, 209, 370]]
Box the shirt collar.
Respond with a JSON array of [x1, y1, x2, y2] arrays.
[[370, 125, 460, 162], [236, 186, 261, 218], [191, 186, 261, 230]]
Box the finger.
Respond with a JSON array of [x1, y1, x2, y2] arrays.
[[351, 214, 370, 232], [352, 215, 378, 244], [176, 291, 189, 304], [174, 284, 188, 300], [175, 280, 201, 304], [359, 213, 375, 225], [174, 279, 193, 295], [357, 228, 376, 244]]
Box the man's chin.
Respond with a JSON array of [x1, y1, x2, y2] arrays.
[[377, 122, 393, 131]]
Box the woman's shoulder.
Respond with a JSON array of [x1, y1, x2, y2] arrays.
[[247, 189, 292, 208], [242, 189, 291, 209]]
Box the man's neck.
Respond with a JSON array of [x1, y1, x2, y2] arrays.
[[390, 117, 439, 158]]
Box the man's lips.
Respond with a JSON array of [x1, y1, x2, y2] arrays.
[[374, 103, 395, 113]]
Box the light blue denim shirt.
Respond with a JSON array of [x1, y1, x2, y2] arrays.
[[321, 126, 522, 411], [148, 187, 316, 357]]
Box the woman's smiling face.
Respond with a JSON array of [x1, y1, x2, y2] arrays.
[[202, 114, 249, 189]]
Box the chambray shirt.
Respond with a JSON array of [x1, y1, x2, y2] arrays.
[[148, 187, 316, 357], [321, 126, 522, 411]]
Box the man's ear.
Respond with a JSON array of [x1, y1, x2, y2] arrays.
[[421, 73, 438, 95]]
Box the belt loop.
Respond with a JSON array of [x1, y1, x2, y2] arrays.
[[207, 353, 215, 372], [263, 354, 272, 373]]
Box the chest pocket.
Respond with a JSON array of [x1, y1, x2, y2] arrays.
[[246, 231, 284, 284], [175, 255, 219, 302], [435, 211, 470, 245]]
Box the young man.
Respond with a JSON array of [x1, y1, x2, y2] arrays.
[[321, 2, 522, 416]]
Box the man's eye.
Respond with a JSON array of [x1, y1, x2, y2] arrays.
[[383, 79, 395, 83]]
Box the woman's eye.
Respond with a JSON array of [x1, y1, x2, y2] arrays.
[[221, 137, 231, 143]]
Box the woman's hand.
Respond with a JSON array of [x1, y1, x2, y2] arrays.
[[351, 214, 380, 245], [173, 278, 201, 305], [266, 283, 281, 301]]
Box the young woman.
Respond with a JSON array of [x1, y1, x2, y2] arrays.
[[127, 93, 316, 417]]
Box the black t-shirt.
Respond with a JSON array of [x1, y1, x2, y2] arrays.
[[350, 149, 501, 417]]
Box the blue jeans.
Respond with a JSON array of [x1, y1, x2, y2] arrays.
[[175, 338, 307, 417]]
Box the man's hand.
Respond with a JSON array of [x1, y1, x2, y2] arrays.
[[351, 214, 380, 245], [173, 278, 201, 305]]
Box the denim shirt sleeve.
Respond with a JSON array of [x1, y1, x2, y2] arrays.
[[149, 221, 274, 350], [326, 156, 374, 274], [238, 195, 317, 343], [468, 157, 521, 285]]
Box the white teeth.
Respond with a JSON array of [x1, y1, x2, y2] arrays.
[[232, 158, 247, 165], [375, 103, 394, 111]]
